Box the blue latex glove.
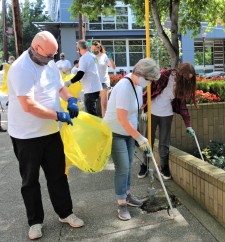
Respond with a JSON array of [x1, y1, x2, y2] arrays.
[[56, 112, 73, 125], [106, 50, 112, 58], [67, 97, 79, 118], [186, 127, 195, 139]]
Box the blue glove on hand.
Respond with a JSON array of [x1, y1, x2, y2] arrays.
[[106, 50, 112, 58], [186, 127, 195, 139], [56, 112, 73, 125], [67, 97, 79, 118]]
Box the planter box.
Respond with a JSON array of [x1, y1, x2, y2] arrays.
[[170, 102, 225, 154], [153, 140, 225, 228]]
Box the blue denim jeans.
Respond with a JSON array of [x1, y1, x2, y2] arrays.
[[111, 133, 135, 200]]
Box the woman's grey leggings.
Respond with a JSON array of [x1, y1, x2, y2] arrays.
[[142, 114, 173, 170]]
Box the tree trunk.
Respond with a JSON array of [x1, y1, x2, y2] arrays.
[[2, 0, 8, 62], [12, 0, 23, 57], [151, 0, 179, 68]]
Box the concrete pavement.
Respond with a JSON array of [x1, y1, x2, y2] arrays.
[[0, 110, 225, 242]]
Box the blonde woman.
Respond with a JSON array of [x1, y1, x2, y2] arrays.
[[91, 41, 116, 117]]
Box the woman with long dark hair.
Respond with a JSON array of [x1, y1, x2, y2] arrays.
[[138, 62, 197, 180]]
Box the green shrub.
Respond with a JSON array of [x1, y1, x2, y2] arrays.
[[196, 82, 211, 92], [193, 140, 225, 170], [196, 81, 225, 101], [209, 82, 225, 101]]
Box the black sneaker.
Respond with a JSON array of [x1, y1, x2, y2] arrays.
[[160, 171, 171, 180], [0, 127, 6, 132], [137, 164, 148, 179], [126, 193, 143, 207]]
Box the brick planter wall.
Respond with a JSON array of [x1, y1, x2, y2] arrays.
[[153, 140, 225, 228], [170, 102, 225, 154]]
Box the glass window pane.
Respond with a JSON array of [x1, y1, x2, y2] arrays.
[[129, 53, 143, 66], [116, 7, 127, 15], [132, 24, 145, 29], [129, 46, 142, 52], [101, 40, 113, 45], [115, 46, 126, 52], [103, 23, 115, 30], [115, 53, 127, 66], [129, 40, 142, 45], [116, 16, 128, 22], [114, 40, 126, 45], [104, 46, 113, 53], [89, 16, 101, 23], [116, 24, 128, 29], [89, 24, 101, 30], [205, 47, 214, 65], [194, 51, 203, 65]]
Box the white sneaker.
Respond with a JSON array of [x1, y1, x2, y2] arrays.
[[28, 224, 42, 240], [59, 213, 84, 228]]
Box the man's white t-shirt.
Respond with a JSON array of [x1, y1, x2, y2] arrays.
[[78, 51, 102, 94], [56, 59, 72, 74], [97, 53, 111, 85], [104, 74, 143, 136], [151, 74, 175, 117], [7, 50, 64, 139]]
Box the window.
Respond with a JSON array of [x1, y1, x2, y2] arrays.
[[129, 40, 145, 66], [194, 40, 214, 65], [88, 5, 142, 30], [93, 39, 146, 73]]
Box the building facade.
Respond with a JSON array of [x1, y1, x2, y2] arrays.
[[182, 24, 225, 74], [44, 0, 225, 74], [44, 0, 149, 74]]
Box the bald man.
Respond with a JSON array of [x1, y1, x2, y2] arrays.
[[7, 31, 83, 240]]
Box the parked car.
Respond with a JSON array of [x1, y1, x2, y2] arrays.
[[201, 71, 225, 79]]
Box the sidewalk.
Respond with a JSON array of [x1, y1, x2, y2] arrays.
[[0, 111, 225, 242]]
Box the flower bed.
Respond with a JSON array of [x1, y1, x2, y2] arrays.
[[193, 140, 225, 170]]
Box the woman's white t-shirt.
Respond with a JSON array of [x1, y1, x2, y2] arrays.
[[97, 53, 111, 85], [7, 50, 64, 139], [104, 74, 143, 136], [78, 51, 102, 94], [151, 74, 175, 117]]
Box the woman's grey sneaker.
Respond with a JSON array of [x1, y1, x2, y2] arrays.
[[28, 224, 42, 240], [118, 204, 131, 220], [138, 164, 148, 178], [59, 213, 84, 227], [126, 193, 143, 207]]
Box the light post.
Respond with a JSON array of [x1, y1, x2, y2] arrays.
[[202, 32, 206, 74]]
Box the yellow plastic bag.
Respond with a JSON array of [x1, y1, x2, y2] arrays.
[[0, 63, 10, 94], [61, 73, 83, 110], [62, 73, 82, 98], [60, 111, 112, 173]]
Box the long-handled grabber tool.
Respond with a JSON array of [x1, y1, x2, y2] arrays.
[[193, 133, 204, 161], [147, 150, 176, 217]]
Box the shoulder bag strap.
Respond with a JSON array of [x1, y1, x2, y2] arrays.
[[124, 76, 139, 110]]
